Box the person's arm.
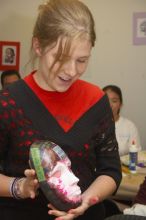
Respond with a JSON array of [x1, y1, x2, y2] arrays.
[[0, 174, 14, 197], [47, 175, 116, 220], [0, 170, 39, 199], [0, 91, 39, 199], [81, 175, 117, 202], [47, 97, 122, 220]]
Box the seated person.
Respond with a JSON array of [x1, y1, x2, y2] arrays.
[[103, 85, 141, 156], [124, 177, 146, 216], [1, 69, 21, 89]]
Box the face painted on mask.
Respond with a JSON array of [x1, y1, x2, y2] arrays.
[[30, 140, 82, 211], [47, 160, 81, 203]]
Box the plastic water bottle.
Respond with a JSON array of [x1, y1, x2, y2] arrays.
[[129, 140, 138, 173]]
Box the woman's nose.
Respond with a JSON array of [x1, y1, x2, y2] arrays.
[[109, 100, 113, 108], [64, 60, 77, 77]]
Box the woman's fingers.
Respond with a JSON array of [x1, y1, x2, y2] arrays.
[[49, 210, 76, 220], [48, 204, 57, 210], [24, 169, 38, 186], [49, 196, 99, 219], [24, 169, 36, 178], [29, 189, 37, 199], [55, 213, 75, 220], [48, 204, 74, 219], [48, 203, 84, 220], [21, 169, 39, 199], [48, 204, 66, 216]]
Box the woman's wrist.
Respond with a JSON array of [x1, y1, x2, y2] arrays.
[[10, 177, 26, 199]]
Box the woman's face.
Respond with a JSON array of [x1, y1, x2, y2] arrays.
[[5, 48, 14, 58], [47, 160, 81, 203], [105, 89, 122, 120], [33, 37, 92, 92], [6, 48, 12, 56]]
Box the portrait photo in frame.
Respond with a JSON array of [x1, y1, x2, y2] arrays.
[[133, 12, 146, 45], [0, 41, 20, 71]]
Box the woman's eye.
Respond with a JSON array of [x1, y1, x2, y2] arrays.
[[110, 99, 119, 104], [77, 59, 87, 63]]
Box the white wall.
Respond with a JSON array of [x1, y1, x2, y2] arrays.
[[0, 0, 146, 148]]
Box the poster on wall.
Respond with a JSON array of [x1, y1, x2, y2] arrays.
[[133, 12, 146, 45], [0, 41, 20, 71]]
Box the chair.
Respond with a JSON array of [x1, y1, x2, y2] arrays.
[[105, 214, 146, 220]]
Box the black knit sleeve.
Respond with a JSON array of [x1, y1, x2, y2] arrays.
[[0, 90, 10, 160], [93, 95, 122, 189]]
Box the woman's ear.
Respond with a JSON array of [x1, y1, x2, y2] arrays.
[[32, 37, 42, 56]]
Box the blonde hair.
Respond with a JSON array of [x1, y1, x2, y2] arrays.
[[31, 0, 96, 67]]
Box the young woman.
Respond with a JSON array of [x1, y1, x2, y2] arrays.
[[103, 85, 141, 156], [0, 1, 122, 220]]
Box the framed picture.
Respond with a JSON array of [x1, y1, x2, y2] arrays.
[[0, 41, 20, 71], [133, 12, 146, 45]]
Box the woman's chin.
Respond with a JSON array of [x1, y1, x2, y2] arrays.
[[55, 79, 73, 92], [56, 85, 71, 93]]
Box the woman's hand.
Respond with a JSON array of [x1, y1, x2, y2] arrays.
[[47, 175, 116, 219], [48, 196, 99, 220], [18, 169, 39, 199]]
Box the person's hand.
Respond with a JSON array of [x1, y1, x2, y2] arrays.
[[48, 196, 99, 220], [18, 169, 39, 199]]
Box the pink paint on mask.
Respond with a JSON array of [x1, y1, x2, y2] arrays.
[[47, 161, 81, 202]]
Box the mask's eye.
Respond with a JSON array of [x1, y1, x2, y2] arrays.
[[50, 170, 61, 178]]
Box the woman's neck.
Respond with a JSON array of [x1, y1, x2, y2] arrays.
[[114, 114, 120, 122]]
